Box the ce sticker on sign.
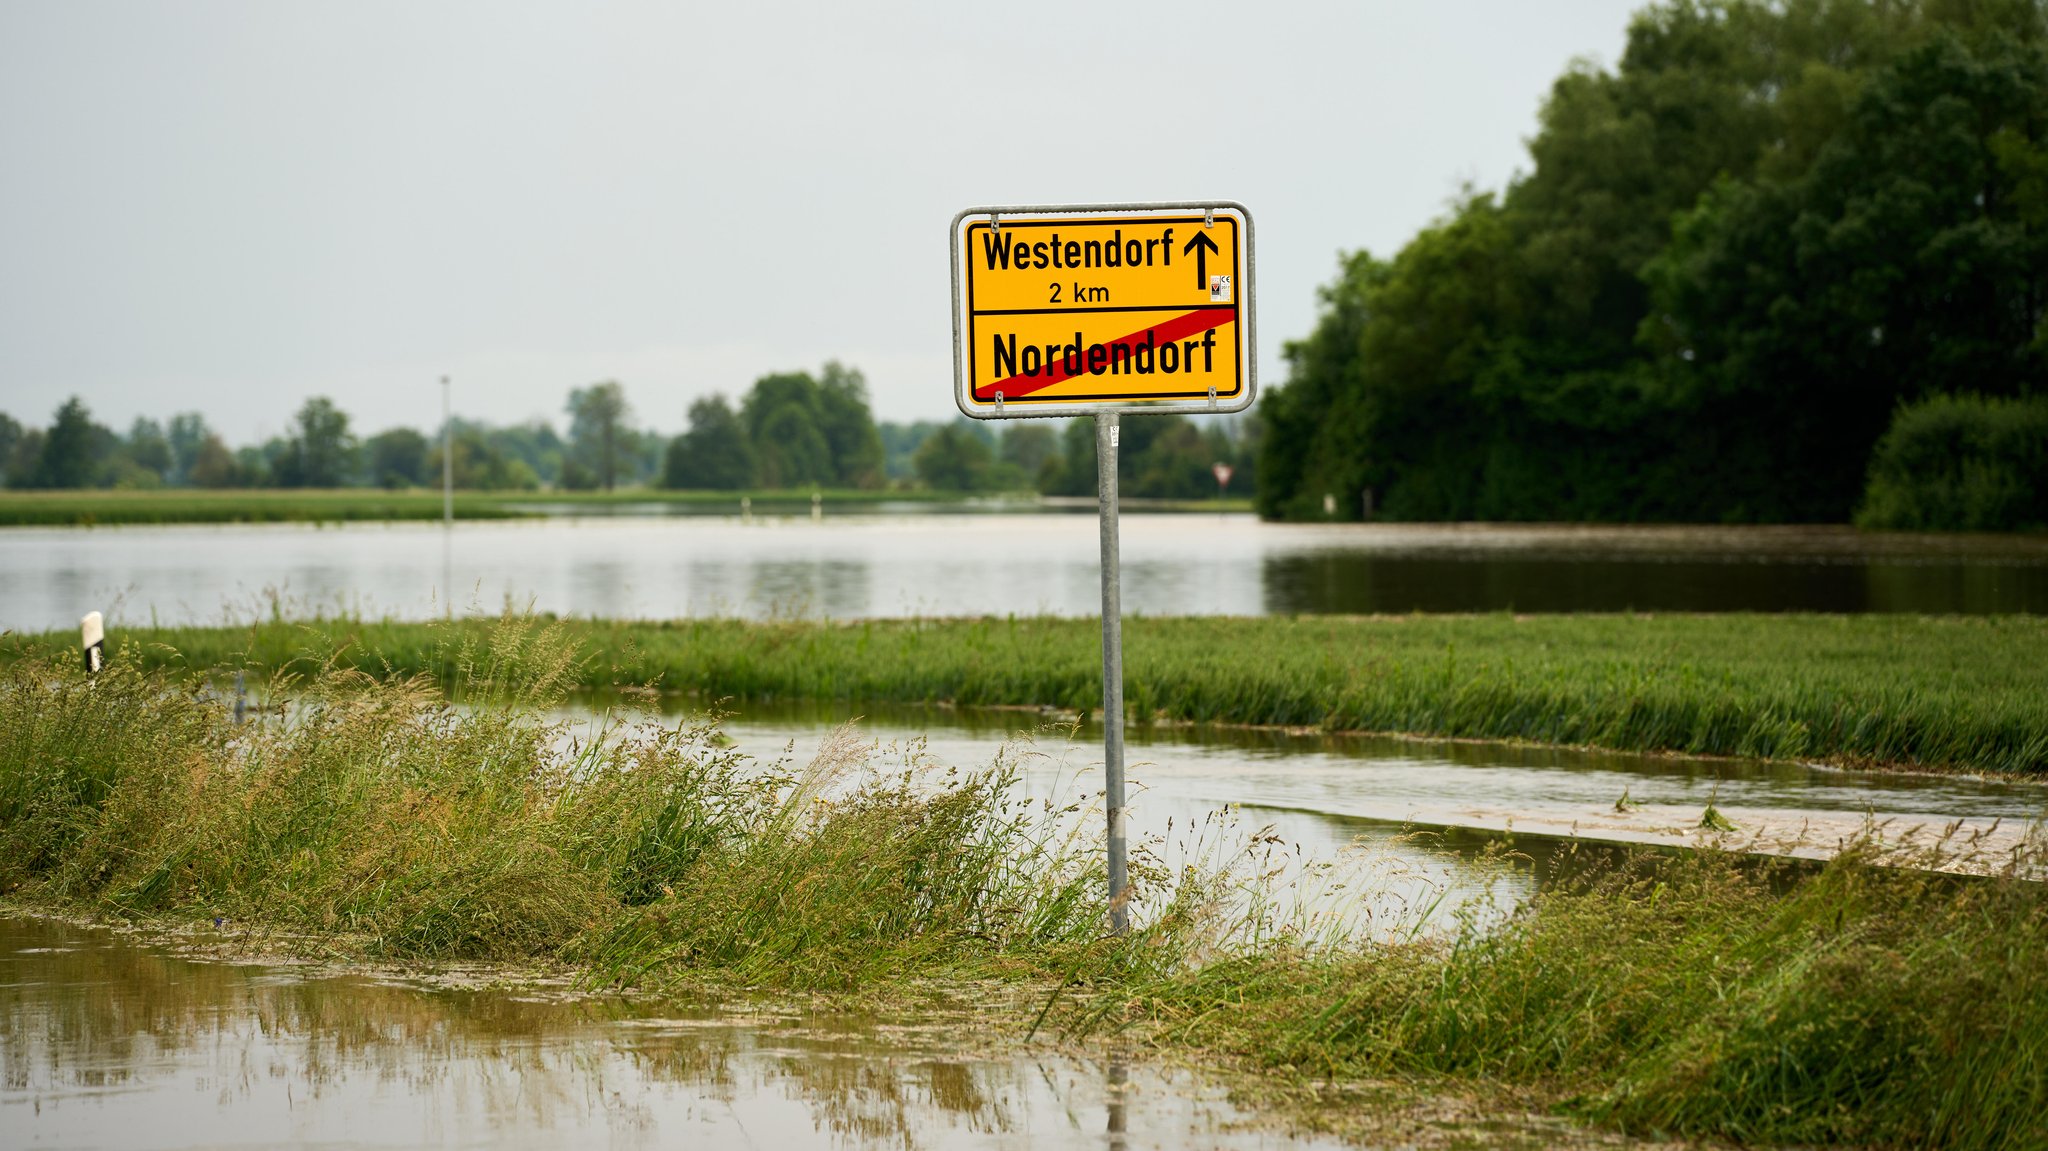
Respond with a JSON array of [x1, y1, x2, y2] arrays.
[[950, 203, 1255, 419]]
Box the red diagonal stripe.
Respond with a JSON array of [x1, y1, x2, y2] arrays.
[[975, 309, 1235, 400]]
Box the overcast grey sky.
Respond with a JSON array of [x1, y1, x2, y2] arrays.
[[0, 0, 1644, 442]]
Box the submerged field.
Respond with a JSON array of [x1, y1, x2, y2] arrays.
[[13, 611, 2046, 775], [2, 618, 2043, 1150]]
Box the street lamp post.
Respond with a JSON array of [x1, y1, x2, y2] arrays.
[[441, 376, 452, 526]]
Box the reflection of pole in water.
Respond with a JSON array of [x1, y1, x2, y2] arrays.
[[1105, 1057, 1128, 1150], [440, 526, 453, 619]]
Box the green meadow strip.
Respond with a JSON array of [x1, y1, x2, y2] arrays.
[[9, 612, 2045, 775]]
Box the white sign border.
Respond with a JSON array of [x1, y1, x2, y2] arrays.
[[950, 201, 1257, 420]]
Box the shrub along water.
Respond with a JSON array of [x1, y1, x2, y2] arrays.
[[2, 618, 2045, 1148], [1857, 394, 2048, 532], [15, 612, 2047, 775]]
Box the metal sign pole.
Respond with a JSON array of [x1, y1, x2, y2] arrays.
[[1096, 412, 1128, 933]]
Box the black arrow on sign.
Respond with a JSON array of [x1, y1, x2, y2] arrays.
[[1183, 230, 1220, 291]]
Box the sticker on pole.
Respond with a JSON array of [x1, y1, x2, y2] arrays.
[[951, 203, 1255, 419]]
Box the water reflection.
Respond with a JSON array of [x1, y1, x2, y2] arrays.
[[4, 516, 2044, 632], [0, 915, 1344, 1150], [1261, 549, 2048, 614]]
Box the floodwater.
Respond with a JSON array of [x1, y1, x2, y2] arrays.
[[6, 710, 2041, 1150], [5, 514, 2047, 632], [0, 914, 1348, 1151], [700, 699, 2048, 884]]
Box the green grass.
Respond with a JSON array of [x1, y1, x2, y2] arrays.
[[4, 616, 2045, 1149], [15, 612, 2046, 774], [0, 488, 1256, 526]]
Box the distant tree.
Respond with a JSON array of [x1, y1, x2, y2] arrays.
[[34, 397, 100, 489], [999, 424, 1058, 486], [1129, 419, 1213, 499], [366, 427, 431, 488], [125, 418, 173, 482], [566, 381, 632, 491], [664, 395, 755, 489], [742, 372, 834, 488], [816, 361, 886, 488], [913, 423, 994, 491], [235, 444, 274, 487], [1040, 418, 1097, 497], [188, 434, 246, 488], [6, 428, 44, 489], [556, 461, 595, 490], [429, 428, 539, 490], [0, 414, 20, 483], [166, 413, 211, 485], [275, 397, 358, 488], [878, 420, 944, 481]]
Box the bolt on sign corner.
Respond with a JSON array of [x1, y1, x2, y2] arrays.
[[951, 203, 1255, 419]]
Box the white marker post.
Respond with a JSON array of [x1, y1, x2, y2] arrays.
[[80, 611, 104, 675], [951, 203, 1256, 933]]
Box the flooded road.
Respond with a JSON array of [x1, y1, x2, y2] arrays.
[[701, 700, 2048, 881], [0, 914, 1348, 1151], [6, 515, 2047, 632]]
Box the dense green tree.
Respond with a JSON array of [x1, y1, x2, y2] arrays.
[[1038, 414, 1252, 499], [124, 418, 173, 482], [663, 395, 756, 489], [999, 423, 1058, 481], [473, 420, 566, 487], [166, 413, 211, 485], [6, 428, 44, 489], [817, 362, 887, 488], [365, 427, 431, 488], [0, 414, 21, 485], [1259, 0, 2048, 524], [188, 434, 247, 488], [566, 382, 633, 491], [742, 373, 834, 488], [879, 420, 944, 480], [428, 428, 539, 490], [273, 397, 358, 488], [913, 423, 994, 491], [34, 397, 101, 489], [1644, 30, 2048, 517]]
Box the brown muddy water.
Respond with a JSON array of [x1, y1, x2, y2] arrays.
[[0, 913, 1354, 1151]]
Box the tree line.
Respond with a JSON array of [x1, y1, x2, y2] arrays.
[[2, 362, 1256, 501], [1257, 0, 2048, 529]]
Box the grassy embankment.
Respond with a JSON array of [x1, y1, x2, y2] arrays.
[[2, 617, 2044, 1149], [0, 488, 1258, 526], [16, 612, 2046, 775]]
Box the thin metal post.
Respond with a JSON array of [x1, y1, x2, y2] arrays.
[[1096, 412, 1128, 933], [441, 376, 453, 525]]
